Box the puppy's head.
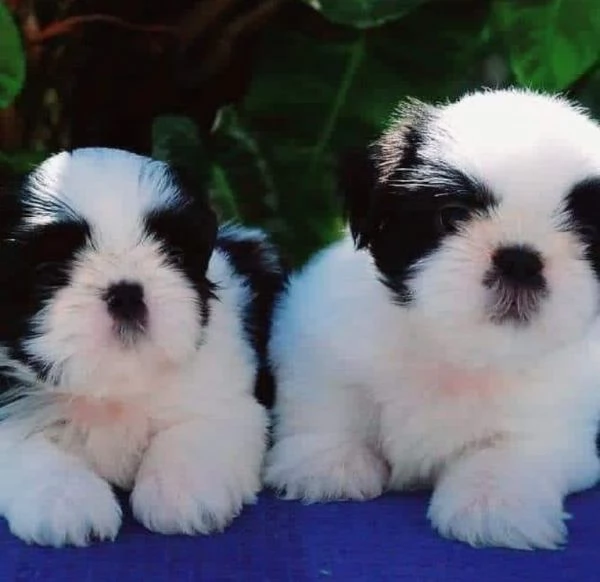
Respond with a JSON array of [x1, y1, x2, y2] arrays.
[[0, 148, 217, 395], [342, 89, 600, 366]]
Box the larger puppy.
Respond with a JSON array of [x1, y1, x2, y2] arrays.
[[266, 89, 600, 550], [0, 148, 284, 546]]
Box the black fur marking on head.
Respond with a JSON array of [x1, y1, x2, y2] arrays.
[[564, 177, 600, 277], [144, 168, 218, 329], [0, 176, 92, 387], [339, 101, 497, 305], [216, 229, 287, 409], [339, 146, 380, 249], [372, 166, 496, 305], [339, 100, 439, 251]]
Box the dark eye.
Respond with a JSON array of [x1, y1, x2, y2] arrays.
[[437, 203, 472, 233]]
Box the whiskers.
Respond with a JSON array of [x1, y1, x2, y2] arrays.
[[484, 276, 548, 325], [113, 319, 147, 348]]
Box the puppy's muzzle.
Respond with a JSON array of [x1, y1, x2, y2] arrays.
[[103, 281, 148, 342], [483, 244, 548, 325]]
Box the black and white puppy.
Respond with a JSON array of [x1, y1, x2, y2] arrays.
[[0, 147, 284, 546], [266, 89, 600, 550]]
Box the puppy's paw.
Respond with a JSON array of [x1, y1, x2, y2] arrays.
[[131, 459, 257, 535], [265, 435, 389, 502], [428, 471, 568, 550], [4, 468, 121, 547]]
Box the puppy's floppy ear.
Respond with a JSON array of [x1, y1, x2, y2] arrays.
[[338, 145, 381, 250], [165, 162, 219, 274], [339, 98, 437, 250]]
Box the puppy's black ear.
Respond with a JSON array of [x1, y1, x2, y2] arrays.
[[340, 99, 437, 250], [338, 145, 381, 250]]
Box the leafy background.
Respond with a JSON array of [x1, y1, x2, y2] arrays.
[[1, 0, 600, 265]]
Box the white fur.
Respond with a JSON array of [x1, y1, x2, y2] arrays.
[[266, 89, 600, 550], [0, 149, 268, 546]]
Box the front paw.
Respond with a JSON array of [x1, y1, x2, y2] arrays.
[[428, 473, 568, 550], [265, 435, 389, 502], [4, 469, 122, 547], [131, 460, 258, 535]]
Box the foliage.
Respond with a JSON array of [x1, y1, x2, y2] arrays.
[[223, 1, 490, 261], [492, 0, 600, 91], [1, 0, 600, 264], [301, 0, 426, 29], [0, 1, 25, 108]]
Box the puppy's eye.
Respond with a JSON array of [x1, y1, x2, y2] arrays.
[[437, 203, 471, 233]]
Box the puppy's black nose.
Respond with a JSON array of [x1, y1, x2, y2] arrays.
[[104, 281, 147, 323], [491, 245, 544, 288]]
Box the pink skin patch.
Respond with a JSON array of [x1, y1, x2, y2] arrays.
[[64, 396, 130, 427], [427, 362, 499, 397]]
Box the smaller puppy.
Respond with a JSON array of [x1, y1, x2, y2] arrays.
[[0, 148, 284, 546], [266, 89, 600, 550]]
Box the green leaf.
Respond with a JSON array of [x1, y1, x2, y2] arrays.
[[0, 149, 46, 175], [151, 114, 214, 198], [152, 114, 248, 223], [210, 107, 279, 225], [211, 104, 344, 265], [0, 1, 26, 108], [302, 0, 427, 29], [212, 1, 490, 265], [492, 0, 600, 92], [152, 115, 204, 173]]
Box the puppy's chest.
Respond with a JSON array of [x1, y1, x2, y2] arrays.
[[46, 393, 174, 489], [378, 361, 509, 483]]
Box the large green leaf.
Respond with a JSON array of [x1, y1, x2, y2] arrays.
[[152, 114, 248, 223], [0, 1, 25, 108], [211, 1, 490, 265], [210, 107, 278, 226], [152, 114, 219, 205], [492, 0, 600, 92], [302, 0, 427, 29]]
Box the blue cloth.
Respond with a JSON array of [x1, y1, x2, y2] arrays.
[[2, 489, 598, 581]]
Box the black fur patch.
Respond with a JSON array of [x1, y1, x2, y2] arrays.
[[144, 197, 218, 328], [375, 171, 495, 303], [0, 183, 92, 386], [339, 117, 497, 305], [216, 229, 287, 409], [565, 177, 600, 277]]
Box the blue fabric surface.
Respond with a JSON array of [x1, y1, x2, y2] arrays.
[[2, 489, 599, 581]]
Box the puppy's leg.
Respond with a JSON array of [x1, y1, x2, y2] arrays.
[[0, 431, 121, 547], [428, 436, 600, 550], [265, 379, 388, 502], [131, 396, 267, 535]]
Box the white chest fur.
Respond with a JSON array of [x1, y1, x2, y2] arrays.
[[45, 389, 172, 489], [373, 335, 600, 490], [376, 356, 511, 488]]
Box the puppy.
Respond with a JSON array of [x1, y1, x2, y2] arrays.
[[266, 89, 600, 550], [0, 147, 284, 546]]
